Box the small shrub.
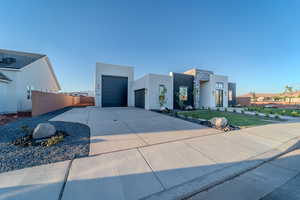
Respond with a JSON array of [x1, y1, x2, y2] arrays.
[[233, 109, 236, 113], [208, 107, 211, 112], [216, 108, 220, 111], [241, 110, 245, 114], [255, 112, 259, 116], [224, 108, 228, 112], [42, 135, 64, 147], [291, 111, 299, 117], [265, 113, 270, 118], [274, 115, 280, 119]]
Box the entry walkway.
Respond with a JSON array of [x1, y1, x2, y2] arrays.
[[0, 107, 299, 200]]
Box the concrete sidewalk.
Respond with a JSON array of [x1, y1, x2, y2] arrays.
[[189, 149, 300, 200], [0, 161, 70, 200], [1, 107, 300, 200]]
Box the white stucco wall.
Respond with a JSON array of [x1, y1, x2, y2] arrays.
[[211, 74, 228, 108], [133, 75, 150, 109], [95, 62, 134, 107], [16, 57, 60, 112], [198, 74, 228, 108], [133, 74, 173, 110], [199, 81, 212, 108], [0, 70, 18, 113], [0, 56, 60, 113], [0, 83, 13, 114]]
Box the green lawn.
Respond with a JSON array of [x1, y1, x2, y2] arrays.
[[178, 110, 281, 127], [246, 106, 300, 117]]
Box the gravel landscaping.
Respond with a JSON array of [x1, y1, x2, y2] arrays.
[[0, 107, 90, 174]]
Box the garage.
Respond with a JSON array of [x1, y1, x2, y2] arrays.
[[134, 89, 145, 108], [102, 75, 128, 107]]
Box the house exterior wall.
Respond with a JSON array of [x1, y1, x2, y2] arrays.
[[95, 62, 134, 107], [210, 74, 228, 108], [199, 80, 212, 108], [16, 57, 60, 112], [133, 75, 150, 109], [0, 83, 6, 113], [185, 69, 228, 109], [0, 56, 60, 113], [133, 74, 173, 110], [188, 71, 229, 109], [148, 74, 173, 110], [0, 70, 18, 113]]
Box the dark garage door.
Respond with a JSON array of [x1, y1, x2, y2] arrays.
[[134, 89, 145, 108], [102, 75, 128, 107]]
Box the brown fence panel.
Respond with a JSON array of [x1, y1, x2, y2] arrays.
[[79, 96, 95, 105], [32, 91, 80, 116], [237, 97, 251, 106]]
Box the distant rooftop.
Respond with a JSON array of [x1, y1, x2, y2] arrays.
[[184, 68, 214, 75], [0, 49, 45, 69]]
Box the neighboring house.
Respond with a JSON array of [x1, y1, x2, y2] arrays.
[[0, 49, 61, 114], [239, 92, 300, 105], [239, 93, 279, 102], [95, 62, 236, 109]]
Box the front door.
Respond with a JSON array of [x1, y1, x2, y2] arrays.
[[215, 89, 223, 107]]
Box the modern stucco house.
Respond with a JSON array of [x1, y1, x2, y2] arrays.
[[0, 49, 61, 114], [95, 62, 236, 110]]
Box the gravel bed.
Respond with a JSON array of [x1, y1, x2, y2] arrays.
[[0, 107, 90, 174]]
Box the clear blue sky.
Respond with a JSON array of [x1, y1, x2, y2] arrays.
[[1, 0, 299, 95]]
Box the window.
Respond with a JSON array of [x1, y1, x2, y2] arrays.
[[159, 85, 167, 97], [159, 85, 167, 107], [179, 86, 188, 101], [229, 90, 233, 101], [216, 82, 224, 90]]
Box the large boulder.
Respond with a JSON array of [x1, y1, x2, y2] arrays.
[[209, 117, 228, 129], [185, 105, 193, 110], [33, 123, 56, 139]]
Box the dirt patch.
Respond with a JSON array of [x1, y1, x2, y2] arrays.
[[0, 112, 31, 126]]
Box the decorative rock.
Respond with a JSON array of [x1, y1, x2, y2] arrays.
[[185, 105, 193, 110], [209, 117, 228, 129], [160, 106, 166, 111], [33, 123, 56, 139]]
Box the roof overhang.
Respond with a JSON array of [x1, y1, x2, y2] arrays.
[[0, 79, 11, 83], [0, 67, 20, 71]]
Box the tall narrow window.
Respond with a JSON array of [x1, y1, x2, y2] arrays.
[[179, 86, 188, 101], [229, 90, 233, 101], [159, 85, 167, 107]]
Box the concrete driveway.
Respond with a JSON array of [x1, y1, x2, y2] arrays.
[[51, 107, 221, 155]]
